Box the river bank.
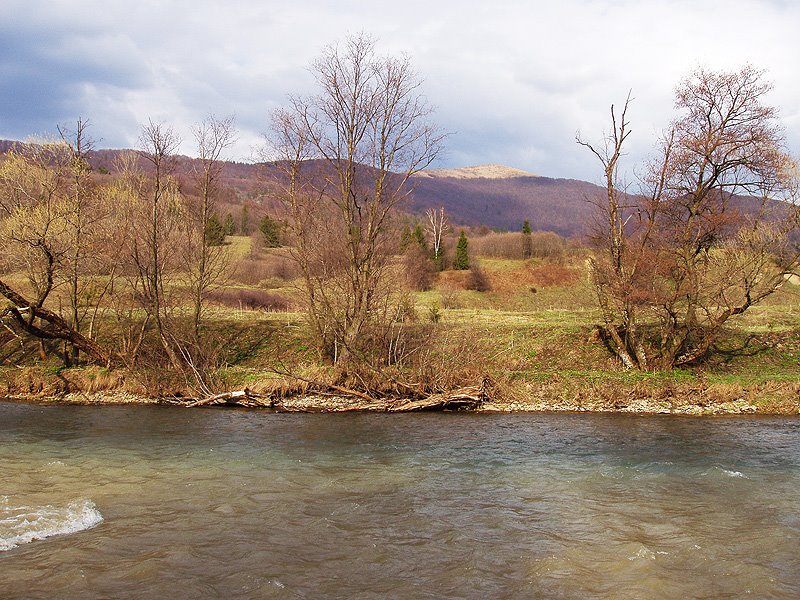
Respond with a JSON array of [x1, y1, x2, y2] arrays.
[[4, 377, 799, 415]]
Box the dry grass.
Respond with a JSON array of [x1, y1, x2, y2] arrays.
[[207, 288, 290, 312]]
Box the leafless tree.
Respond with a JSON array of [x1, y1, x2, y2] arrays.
[[271, 33, 443, 368], [426, 206, 448, 268], [186, 115, 236, 341], [131, 120, 184, 369], [0, 141, 110, 363], [580, 66, 799, 370], [56, 118, 112, 364]]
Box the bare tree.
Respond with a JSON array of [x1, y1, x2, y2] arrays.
[[425, 206, 448, 269], [57, 118, 108, 364], [581, 66, 799, 370], [271, 33, 443, 368], [186, 115, 236, 341], [0, 141, 110, 364], [131, 120, 184, 369]]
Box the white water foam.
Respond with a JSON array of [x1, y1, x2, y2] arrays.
[[0, 498, 103, 551], [719, 468, 746, 478]]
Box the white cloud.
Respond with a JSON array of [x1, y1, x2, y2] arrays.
[[1, 0, 798, 181]]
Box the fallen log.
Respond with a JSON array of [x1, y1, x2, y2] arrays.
[[184, 382, 487, 412], [186, 388, 273, 408], [388, 385, 485, 412]]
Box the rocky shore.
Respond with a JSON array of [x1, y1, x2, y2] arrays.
[[6, 382, 799, 415]]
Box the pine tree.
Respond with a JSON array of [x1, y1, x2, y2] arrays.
[[522, 219, 532, 259], [240, 205, 251, 235], [204, 213, 226, 246], [412, 223, 428, 252], [453, 230, 470, 270], [223, 213, 236, 235], [259, 214, 281, 248], [399, 224, 413, 252]]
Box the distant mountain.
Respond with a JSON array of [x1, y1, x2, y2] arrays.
[[409, 166, 605, 236], [0, 140, 604, 235]]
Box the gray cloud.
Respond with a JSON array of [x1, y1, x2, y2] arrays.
[[1, 0, 799, 182]]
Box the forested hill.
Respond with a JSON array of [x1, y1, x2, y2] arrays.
[[410, 166, 606, 236], [0, 140, 605, 236]]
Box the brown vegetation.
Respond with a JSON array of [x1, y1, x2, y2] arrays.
[[207, 288, 289, 312], [580, 66, 800, 370], [1, 58, 799, 412]]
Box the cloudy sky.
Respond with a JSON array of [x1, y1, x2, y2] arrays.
[[2, 0, 799, 182]]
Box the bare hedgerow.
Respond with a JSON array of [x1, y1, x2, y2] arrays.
[[472, 231, 566, 261], [404, 244, 435, 291], [207, 288, 290, 312]]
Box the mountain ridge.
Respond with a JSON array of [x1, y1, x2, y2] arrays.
[[0, 139, 602, 236]]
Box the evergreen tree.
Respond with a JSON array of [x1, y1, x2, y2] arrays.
[[399, 224, 413, 253], [522, 219, 532, 259], [401, 222, 434, 290], [259, 214, 281, 248], [204, 213, 226, 246], [223, 213, 236, 235], [412, 223, 428, 252], [453, 230, 470, 270], [240, 205, 251, 235]]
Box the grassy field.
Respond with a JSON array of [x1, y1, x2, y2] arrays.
[[2, 239, 800, 413]]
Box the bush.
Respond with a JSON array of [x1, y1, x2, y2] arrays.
[[231, 254, 299, 286], [529, 263, 580, 287], [207, 288, 290, 311], [404, 244, 435, 291], [465, 263, 491, 291]]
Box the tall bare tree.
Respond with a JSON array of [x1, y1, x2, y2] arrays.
[[425, 206, 448, 269], [0, 141, 109, 364], [57, 118, 106, 364], [581, 66, 799, 370], [132, 120, 183, 369], [186, 115, 236, 341], [272, 33, 443, 367]]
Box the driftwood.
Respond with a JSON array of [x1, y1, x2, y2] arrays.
[[387, 385, 485, 412], [185, 382, 487, 412], [185, 388, 274, 408]]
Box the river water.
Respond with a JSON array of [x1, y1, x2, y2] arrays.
[[1, 402, 798, 599]]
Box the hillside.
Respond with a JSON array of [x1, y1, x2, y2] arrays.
[[1, 140, 604, 235], [409, 167, 605, 236]]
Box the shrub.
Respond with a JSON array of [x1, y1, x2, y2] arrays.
[[465, 263, 491, 291], [529, 263, 580, 287], [207, 288, 290, 311]]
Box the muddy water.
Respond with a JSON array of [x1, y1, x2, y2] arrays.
[[1, 402, 798, 598]]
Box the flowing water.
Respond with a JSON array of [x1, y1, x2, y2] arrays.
[[1, 401, 799, 599]]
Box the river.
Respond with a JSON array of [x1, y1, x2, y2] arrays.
[[1, 401, 798, 598]]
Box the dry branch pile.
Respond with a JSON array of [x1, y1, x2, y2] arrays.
[[184, 382, 487, 412]]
